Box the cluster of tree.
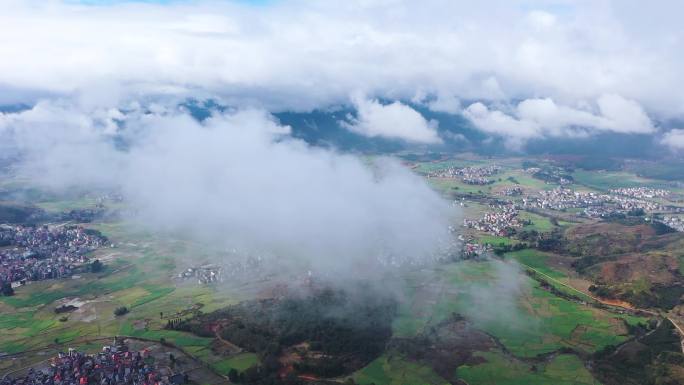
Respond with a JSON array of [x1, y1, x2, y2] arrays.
[[491, 242, 528, 256], [1, 282, 14, 296], [54, 304, 78, 314], [530, 168, 573, 184], [650, 221, 676, 235], [623, 285, 684, 310], [90, 259, 104, 273], [114, 306, 129, 316], [60, 208, 107, 223], [592, 320, 684, 385], [0, 202, 47, 225], [515, 229, 565, 253], [164, 318, 184, 329], [173, 286, 397, 384], [588, 284, 615, 298]]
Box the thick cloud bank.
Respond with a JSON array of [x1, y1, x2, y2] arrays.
[[463, 94, 655, 149], [1, 0, 683, 149], [0, 102, 456, 275]]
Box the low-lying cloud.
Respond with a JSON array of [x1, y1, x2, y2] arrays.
[[0, 101, 457, 276], [661, 129, 684, 151], [342, 96, 442, 144], [463, 94, 655, 149]]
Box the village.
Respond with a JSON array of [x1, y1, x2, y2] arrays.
[[426, 165, 500, 185], [523, 186, 662, 214], [460, 183, 684, 237], [463, 204, 528, 236], [1, 338, 188, 385], [0, 225, 107, 291]]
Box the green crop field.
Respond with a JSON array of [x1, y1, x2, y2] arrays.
[[457, 351, 601, 385], [412, 159, 484, 174], [519, 211, 556, 232], [0, 216, 241, 362], [353, 355, 449, 385], [211, 353, 259, 375], [392, 261, 645, 358], [572, 170, 675, 191], [506, 249, 565, 279], [477, 235, 519, 246]]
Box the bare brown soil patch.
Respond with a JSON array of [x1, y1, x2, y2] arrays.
[[595, 253, 679, 285]]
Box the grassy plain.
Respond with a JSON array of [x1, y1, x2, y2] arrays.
[[353, 355, 449, 385], [457, 352, 601, 385], [393, 260, 644, 357]]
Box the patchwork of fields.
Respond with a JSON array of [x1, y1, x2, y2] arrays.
[[2, 156, 683, 385]]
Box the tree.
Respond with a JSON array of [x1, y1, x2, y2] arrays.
[[114, 306, 129, 316], [90, 259, 103, 273], [228, 369, 239, 383], [1, 282, 14, 296]]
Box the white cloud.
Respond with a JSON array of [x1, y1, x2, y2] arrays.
[[1, 101, 456, 276], [661, 129, 684, 151], [0, 0, 682, 121], [463, 94, 655, 148], [463, 102, 539, 149], [426, 93, 462, 114], [342, 96, 442, 143], [595, 93, 654, 134], [527, 10, 557, 29]]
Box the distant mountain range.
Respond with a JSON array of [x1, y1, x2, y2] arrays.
[[1, 99, 676, 162]]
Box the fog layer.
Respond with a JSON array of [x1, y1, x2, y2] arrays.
[[1, 101, 456, 276]]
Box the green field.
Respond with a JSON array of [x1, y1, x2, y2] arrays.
[[0, 215, 242, 361], [457, 352, 601, 385], [412, 159, 484, 174], [210, 353, 259, 374], [477, 235, 519, 246], [506, 249, 565, 279], [519, 211, 556, 232], [572, 170, 674, 191], [393, 260, 644, 358], [353, 355, 449, 385]]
